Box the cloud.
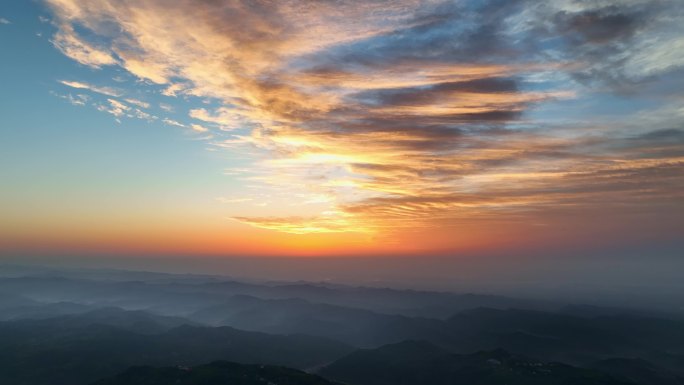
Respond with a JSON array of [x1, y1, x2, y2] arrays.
[[55, 83, 162, 122], [59, 80, 122, 97], [633, 128, 684, 142], [161, 83, 186, 97], [132, 108, 157, 121], [97, 98, 129, 117], [124, 98, 150, 109], [44, 0, 684, 236], [232, 213, 368, 235], [189, 108, 243, 130], [553, 5, 644, 44], [52, 92, 89, 106], [162, 118, 185, 128], [51, 24, 117, 68], [525, 1, 684, 86], [190, 124, 209, 133], [0, 17, 10, 25]]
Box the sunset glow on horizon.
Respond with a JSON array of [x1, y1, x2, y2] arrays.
[[1, 0, 683, 258]]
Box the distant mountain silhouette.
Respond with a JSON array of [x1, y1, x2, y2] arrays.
[[0, 275, 553, 318], [7, 307, 198, 333], [188, 294, 449, 347]]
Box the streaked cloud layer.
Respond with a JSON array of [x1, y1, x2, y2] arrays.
[[37, 0, 684, 247]]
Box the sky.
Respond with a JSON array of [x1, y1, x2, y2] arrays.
[[1, 0, 683, 267]]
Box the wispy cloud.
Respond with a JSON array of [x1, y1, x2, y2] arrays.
[[59, 80, 121, 97], [162, 118, 185, 128], [159, 103, 174, 112], [51, 24, 117, 68], [124, 98, 150, 109], [0, 17, 10, 25], [97, 98, 129, 117], [190, 124, 209, 133], [232, 213, 368, 235], [51, 92, 90, 106], [189, 108, 243, 131]]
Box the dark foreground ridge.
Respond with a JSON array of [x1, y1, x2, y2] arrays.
[[320, 341, 638, 385], [92, 361, 338, 385], [0, 309, 352, 385]]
